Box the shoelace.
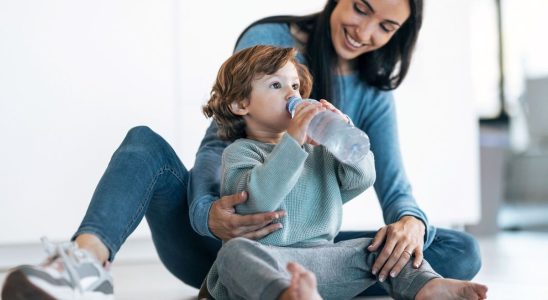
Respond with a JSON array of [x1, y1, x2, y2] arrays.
[[41, 236, 85, 293]]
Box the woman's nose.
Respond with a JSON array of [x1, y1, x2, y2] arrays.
[[356, 22, 375, 45]]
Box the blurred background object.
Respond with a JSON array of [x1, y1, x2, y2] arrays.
[[468, 0, 548, 234]]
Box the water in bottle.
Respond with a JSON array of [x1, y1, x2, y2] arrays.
[[286, 96, 370, 163]]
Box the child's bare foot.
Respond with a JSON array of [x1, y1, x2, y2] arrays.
[[416, 278, 488, 300], [279, 262, 322, 300]]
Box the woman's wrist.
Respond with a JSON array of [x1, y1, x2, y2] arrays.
[[400, 215, 426, 236]]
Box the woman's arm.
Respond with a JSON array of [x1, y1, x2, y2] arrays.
[[187, 122, 230, 238], [188, 122, 283, 240]]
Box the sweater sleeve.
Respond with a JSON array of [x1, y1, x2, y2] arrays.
[[361, 91, 435, 249], [187, 122, 230, 238], [222, 134, 308, 214], [336, 149, 376, 204]]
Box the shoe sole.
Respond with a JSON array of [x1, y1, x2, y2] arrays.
[[2, 269, 56, 300]]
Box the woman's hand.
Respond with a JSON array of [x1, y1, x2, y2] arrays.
[[367, 216, 426, 282], [208, 191, 286, 241]]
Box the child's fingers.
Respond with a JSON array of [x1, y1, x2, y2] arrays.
[[294, 101, 319, 116], [319, 99, 349, 123], [319, 99, 339, 112], [287, 262, 306, 274], [294, 102, 324, 123], [319, 99, 334, 110]]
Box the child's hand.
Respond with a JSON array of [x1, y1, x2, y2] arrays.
[[319, 99, 350, 124], [287, 101, 325, 145]]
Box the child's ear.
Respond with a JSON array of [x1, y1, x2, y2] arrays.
[[229, 99, 249, 116]]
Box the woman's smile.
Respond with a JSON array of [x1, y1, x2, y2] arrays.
[[344, 28, 366, 49]]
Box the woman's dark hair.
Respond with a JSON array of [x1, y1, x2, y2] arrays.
[[234, 0, 423, 102]]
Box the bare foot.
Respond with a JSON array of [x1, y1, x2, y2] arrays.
[[416, 278, 488, 300], [279, 262, 322, 300]]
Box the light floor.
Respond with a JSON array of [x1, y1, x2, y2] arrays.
[[1, 231, 547, 300]]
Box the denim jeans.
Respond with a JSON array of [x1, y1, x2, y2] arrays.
[[73, 126, 482, 294]]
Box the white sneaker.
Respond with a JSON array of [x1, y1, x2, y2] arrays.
[[1, 237, 114, 300]]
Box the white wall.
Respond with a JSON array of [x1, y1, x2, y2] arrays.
[[0, 0, 480, 245], [0, 0, 179, 244]]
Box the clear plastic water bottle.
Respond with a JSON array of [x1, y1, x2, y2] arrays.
[[287, 96, 370, 163]]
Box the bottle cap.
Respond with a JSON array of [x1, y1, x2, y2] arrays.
[[286, 97, 319, 118], [286, 96, 303, 119]]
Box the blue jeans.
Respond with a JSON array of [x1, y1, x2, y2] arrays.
[[73, 126, 482, 295]]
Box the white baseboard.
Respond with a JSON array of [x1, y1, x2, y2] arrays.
[[0, 237, 160, 270]]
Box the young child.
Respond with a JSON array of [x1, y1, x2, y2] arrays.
[[201, 45, 487, 300]]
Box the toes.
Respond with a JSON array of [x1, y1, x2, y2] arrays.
[[475, 283, 488, 298], [287, 262, 306, 274], [300, 271, 318, 289], [286, 262, 297, 273], [463, 283, 488, 299]]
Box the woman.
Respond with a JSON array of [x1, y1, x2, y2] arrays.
[[1, 0, 481, 299]]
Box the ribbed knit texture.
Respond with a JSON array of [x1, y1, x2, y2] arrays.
[[223, 133, 375, 246]]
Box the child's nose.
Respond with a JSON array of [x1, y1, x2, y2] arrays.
[[286, 91, 300, 101]]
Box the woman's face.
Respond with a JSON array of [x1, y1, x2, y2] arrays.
[[330, 0, 411, 69]]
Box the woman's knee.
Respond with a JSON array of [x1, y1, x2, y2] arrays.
[[429, 229, 482, 280], [455, 231, 482, 279], [125, 126, 163, 147], [121, 126, 182, 165]]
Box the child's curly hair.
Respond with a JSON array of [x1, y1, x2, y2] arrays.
[[203, 45, 313, 141]]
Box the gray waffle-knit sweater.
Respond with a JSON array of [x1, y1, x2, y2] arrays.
[[222, 132, 376, 246]]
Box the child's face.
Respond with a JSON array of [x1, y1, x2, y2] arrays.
[[243, 62, 302, 136]]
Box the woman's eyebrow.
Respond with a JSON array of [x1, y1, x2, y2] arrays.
[[360, 0, 375, 13], [360, 0, 402, 27]]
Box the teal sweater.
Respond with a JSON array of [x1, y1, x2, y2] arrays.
[[221, 133, 376, 246]]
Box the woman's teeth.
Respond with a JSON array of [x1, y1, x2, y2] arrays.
[[346, 32, 362, 48]]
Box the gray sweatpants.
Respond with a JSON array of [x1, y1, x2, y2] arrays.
[[206, 237, 441, 300]]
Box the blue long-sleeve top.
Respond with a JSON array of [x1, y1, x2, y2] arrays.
[[188, 22, 436, 249]]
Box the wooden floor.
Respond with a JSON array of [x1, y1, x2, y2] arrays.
[[1, 231, 547, 299]]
